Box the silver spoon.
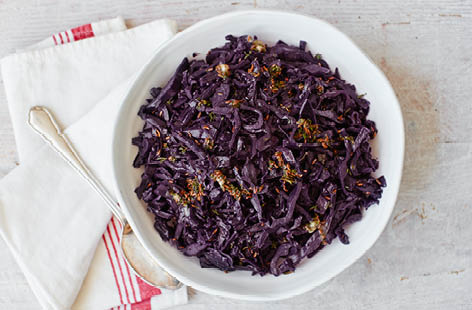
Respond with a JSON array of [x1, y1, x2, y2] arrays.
[[28, 106, 182, 290]]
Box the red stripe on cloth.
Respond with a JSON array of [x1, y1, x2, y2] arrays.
[[52, 35, 58, 45], [111, 217, 138, 302], [131, 299, 151, 310], [107, 225, 132, 304], [71, 23, 94, 41], [103, 234, 124, 305], [58, 33, 64, 44], [136, 277, 161, 300], [65, 31, 70, 43]]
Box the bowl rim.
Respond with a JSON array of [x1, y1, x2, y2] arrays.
[[111, 9, 405, 301]]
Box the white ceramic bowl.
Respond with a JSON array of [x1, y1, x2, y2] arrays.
[[112, 10, 404, 301]]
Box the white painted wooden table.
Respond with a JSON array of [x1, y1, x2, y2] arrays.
[[0, 0, 471, 309]]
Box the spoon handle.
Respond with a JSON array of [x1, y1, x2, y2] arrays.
[[28, 106, 127, 224]]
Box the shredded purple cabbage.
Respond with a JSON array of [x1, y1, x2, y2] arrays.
[[132, 35, 386, 276]]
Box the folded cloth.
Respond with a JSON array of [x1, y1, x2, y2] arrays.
[[0, 18, 188, 310], [21, 16, 127, 52]]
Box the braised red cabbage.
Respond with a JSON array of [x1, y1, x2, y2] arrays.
[[132, 35, 386, 276]]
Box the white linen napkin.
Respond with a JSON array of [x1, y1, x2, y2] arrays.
[[0, 18, 188, 310]]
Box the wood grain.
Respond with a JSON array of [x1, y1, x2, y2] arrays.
[[0, 0, 471, 309]]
